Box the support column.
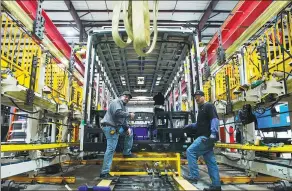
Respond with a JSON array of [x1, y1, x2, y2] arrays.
[[61, 117, 69, 142], [80, 35, 93, 151], [51, 119, 56, 143], [26, 113, 39, 143], [101, 82, 105, 109], [178, 81, 182, 111], [0, 0, 2, 145], [95, 72, 100, 110], [172, 87, 176, 111]]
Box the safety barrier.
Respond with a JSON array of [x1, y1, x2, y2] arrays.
[[1, 12, 81, 111], [245, 10, 292, 84], [44, 58, 69, 104], [1, 13, 41, 92], [210, 8, 292, 103]]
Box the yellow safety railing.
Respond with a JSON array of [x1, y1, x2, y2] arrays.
[[71, 80, 83, 110], [1, 13, 41, 92], [203, 81, 211, 102], [215, 63, 240, 101], [44, 58, 69, 104], [245, 10, 292, 84], [215, 67, 226, 100]]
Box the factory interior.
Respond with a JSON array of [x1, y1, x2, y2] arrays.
[[1, 0, 292, 190]]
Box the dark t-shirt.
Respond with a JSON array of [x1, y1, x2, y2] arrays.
[[196, 102, 219, 137]]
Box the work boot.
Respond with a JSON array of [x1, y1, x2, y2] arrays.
[[203, 186, 222, 191], [99, 173, 114, 179], [123, 154, 138, 158], [182, 174, 198, 184]]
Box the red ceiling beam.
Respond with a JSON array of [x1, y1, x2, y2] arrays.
[[16, 0, 85, 77], [201, 0, 273, 66]]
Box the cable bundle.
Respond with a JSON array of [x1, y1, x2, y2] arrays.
[[112, 0, 159, 56]]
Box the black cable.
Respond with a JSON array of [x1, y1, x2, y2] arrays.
[[5, 111, 70, 127], [9, 98, 40, 114]]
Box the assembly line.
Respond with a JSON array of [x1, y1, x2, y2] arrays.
[[1, 0, 292, 191]]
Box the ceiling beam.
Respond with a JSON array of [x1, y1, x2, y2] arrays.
[[64, 0, 87, 42], [198, 0, 220, 31], [45, 9, 231, 13], [53, 19, 225, 24], [55, 23, 223, 28]]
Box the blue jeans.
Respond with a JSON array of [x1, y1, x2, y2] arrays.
[[101, 126, 133, 174], [186, 136, 221, 187]]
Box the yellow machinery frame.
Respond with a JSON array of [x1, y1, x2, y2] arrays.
[[109, 153, 181, 176], [215, 143, 292, 153], [1, 143, 79, 152]]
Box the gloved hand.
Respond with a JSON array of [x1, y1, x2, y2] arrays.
[[209, 134, 218, 142], [183, 124, 192, 129]]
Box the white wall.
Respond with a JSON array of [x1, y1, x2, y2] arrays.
[[127, 104, 154, 113]]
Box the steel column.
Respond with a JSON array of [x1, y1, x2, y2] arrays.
[[64, 0, 87, 42], [198, 0, 219, 31]]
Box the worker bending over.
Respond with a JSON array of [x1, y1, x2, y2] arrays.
[[184, 90, 221, 191], [100, 91, 136, 179]]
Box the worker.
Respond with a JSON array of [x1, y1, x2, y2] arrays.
[[183, 90, 221, 191], [153, 92, 165, 125], [153, 92, 165, 112], [99, 91, 136, 179]]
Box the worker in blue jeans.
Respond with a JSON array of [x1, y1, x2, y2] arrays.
[[184, 90, 221, 191], [100, 91, 136, 179]]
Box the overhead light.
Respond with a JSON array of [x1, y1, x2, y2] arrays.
[[131, 96, 152, 100], [137, 77, 145, 85], [134, 89, 148, 93]]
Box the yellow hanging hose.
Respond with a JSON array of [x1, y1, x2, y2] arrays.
[[112, 0, 159, 57]]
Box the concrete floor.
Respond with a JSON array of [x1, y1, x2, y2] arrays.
[[23, 163, 273, 191]]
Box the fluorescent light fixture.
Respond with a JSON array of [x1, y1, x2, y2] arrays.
[[137, 77, 145, 85], [134, 89, 148, 93], [131, 96, 152, 100]]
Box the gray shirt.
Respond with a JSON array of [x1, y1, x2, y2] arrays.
[[101, 98, 130, 128]]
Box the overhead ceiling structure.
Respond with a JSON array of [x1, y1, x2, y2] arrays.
[[43, 1, 238, 44], [42, 0, 238, 98]]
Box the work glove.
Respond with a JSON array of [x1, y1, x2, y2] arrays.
[[209, 134, 218, 142], [183, 124, 192, 129]]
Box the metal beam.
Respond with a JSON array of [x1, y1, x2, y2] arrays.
[[6, 176, 76, 184], [1, 143, 78, 152], [150, 33, 168, 95], [202, 0, 274, 66], [215, 143, 292, 153], [45, 9, 231, 13], [53, 19, 225, 24], [164, 43, 189, 94], [96, 45, 120, 95], [55, 23, 223, 28], [120, 48, 131, 92], [64, 0, 87, 41], [198, 0, 219, 31], [106, 43, 124, 91]]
